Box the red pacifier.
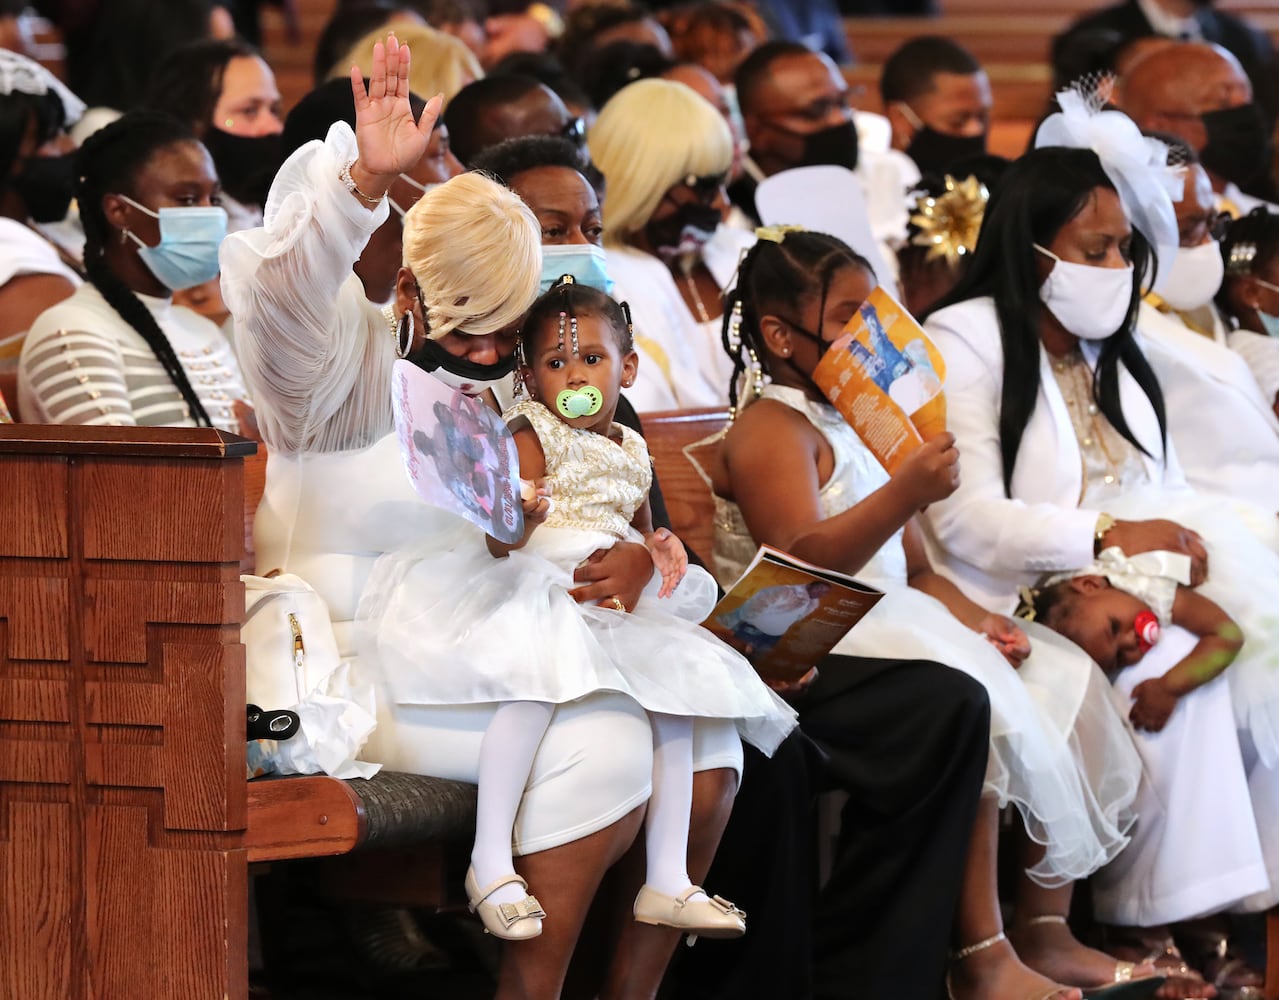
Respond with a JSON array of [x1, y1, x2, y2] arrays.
[[1134, 610, 1161, 654]]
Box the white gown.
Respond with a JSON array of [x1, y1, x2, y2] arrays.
[[359, 399, 797, 756], [923, 296, 1278, 922], [711, 385, 1141, 885], [220, 122, 744, 855]]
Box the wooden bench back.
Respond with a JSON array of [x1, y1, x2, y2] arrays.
[[0, 425, 254, 1000], [642, 408, 730, 575], [0, 369, 19, 422]]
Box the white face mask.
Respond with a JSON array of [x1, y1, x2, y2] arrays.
[[1035, 244, 1134, 341], [1158, 239, 1225, 312], [389, 176, 440, 219]]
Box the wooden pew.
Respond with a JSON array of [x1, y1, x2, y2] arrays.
[[0, 370, 18, 422], [0, 425, 476, 1000], [642, 407, 730, 574]]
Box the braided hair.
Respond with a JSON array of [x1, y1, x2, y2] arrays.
[[76, 110, 212, 427], [522, 276, 633, 356], [1218, 207, 1279, 302], [720, 230, 873, 415]]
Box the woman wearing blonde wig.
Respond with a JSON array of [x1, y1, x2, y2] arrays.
[[332, 21, 481, 104], [589, 76, 754, 411], [222, 36, 739, 998]]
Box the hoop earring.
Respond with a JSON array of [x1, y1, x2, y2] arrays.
[[397, 311, 414, 358]]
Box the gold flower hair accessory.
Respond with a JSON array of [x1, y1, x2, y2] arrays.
[[755, 223, 805, 244], [909, 174, 989, 268]]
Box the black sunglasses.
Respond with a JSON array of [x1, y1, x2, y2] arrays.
[[680, 172, 729, 202], [561, 116, 586, 145]]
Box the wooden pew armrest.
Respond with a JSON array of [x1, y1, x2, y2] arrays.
[[247, 775, 366, 862]]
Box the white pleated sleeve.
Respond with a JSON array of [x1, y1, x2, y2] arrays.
[[220, 122, 395, 456]]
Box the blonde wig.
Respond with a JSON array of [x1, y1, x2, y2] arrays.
[[333, 22, 482, 104], [588, 77, 733, 242], [402, 172, 542, 339]]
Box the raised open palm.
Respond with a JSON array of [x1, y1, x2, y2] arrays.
[[349, 34, 443, 179]]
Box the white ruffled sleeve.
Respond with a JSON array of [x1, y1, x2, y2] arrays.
[[220, 122, 394, 455]]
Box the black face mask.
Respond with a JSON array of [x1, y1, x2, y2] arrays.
[[201, 127, 284, 207], [905, 127, 988, 178], [409, 334, 518, 395], [792, 118, 859, 172], [647, 200, 723, 263], [1200, 103, 1270, 188], [10, 153, 77, 223]]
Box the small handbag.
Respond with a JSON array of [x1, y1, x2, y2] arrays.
[[242, 573, 379, 779]]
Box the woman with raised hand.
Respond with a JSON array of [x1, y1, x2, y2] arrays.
[[221, 35, 738, 998]]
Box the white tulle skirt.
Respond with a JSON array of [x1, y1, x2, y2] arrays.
[[833, 586, 1140, 885], [1103, 487, 1279, 768], [356, 525, 798, 756]]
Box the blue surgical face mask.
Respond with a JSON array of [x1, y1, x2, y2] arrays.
[[117, 194, 228, 291], [539, 242, 614, 295], [1253, 277, 1279, 337]]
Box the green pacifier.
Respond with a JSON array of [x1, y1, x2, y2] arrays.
[[556, 386, 604, 419]]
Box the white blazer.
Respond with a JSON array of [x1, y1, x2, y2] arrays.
[[920, 296, 1187, 611], [1137, 302, 1279, 512]]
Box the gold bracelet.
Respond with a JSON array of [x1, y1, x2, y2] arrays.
[[1094, 512, 1116, 555], [339, 158, 383, 206]]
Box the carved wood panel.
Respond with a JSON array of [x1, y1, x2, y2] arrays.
[[0, 428, 252, 1000]]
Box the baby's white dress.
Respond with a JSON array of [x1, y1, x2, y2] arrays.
[[359, 399, 798, 756]]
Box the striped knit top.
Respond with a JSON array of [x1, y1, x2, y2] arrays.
[[18, 282, 246, 432]]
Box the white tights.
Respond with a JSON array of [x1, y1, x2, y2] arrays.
[[471, 702, 698, 907]]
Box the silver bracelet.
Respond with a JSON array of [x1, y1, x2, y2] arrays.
[[339, 158, 383, 206]]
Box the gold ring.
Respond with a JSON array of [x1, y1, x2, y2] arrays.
[[608, 596, 626, 612]]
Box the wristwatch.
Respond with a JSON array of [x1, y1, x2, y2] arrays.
[[1093, 512, 1116, 556]]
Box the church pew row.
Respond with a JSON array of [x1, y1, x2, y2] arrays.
[[0, 409, 727, 998], [844, 12, 1279, 66]]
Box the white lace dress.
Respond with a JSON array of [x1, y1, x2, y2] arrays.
[[359, 399, 797, 756], [712, 385, 1141, 885]]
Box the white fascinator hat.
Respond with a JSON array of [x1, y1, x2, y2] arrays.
[[1035, 82, 1181, 292]]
